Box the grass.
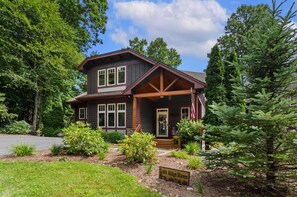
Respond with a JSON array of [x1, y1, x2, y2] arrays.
[[0, 161, 161, 197], [12, 144, 36, 156], [170, 150, 189, 159]]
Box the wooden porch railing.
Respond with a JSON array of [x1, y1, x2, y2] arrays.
[[134, 124, 142, 133]]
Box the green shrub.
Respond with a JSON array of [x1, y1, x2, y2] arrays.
[[101, 131, 124, 143], [185, 142, 200, 155], [1, 120, 31, 134], [50, 144, 64, 156], [42, 127, 62, 137], [119, 132, 157, 164], [170, 150, 189, 159], [195, 179, 204, 194], [63, 122, 108, 156], [176, 119, 204, 142], [12, 144, 36, 156], [188, 156, 203, 169]]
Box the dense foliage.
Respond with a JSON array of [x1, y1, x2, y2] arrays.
[[101, 131, 125, 143], [205, 0, 297, 190], [176, 119, 204, 143], [0, 121, 31, 134], [63, 122, 108, 156], [203, 45, 226, 125], [0, 0, 108, 133], [223, 50, 243, 107], [128, 37, 181, 68], [0, 93, 16, 126], [119, 132, 157, 164], [217, 4, 270, 58]]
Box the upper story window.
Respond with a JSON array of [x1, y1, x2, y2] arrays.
[[181, 107, 190, 120], [117, 66, 126, 85], [107, 68, 115, 86], [98, 69, 106, 87], [79, 108, 86, 119]]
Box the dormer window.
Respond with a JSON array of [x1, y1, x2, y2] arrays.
[[98, 69, 106, 87], [107, 68, 115, 86], [117, 66, 126, 84]]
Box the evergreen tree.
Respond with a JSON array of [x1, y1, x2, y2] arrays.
[[205, 0, 297, 190], [204, 44, 226, 125], [223, 50, 243, 107]]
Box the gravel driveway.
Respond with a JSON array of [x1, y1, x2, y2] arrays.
[[0, 135, 63, 157]]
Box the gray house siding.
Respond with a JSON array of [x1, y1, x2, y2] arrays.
[[86, 58, 152, 95], [139, 98, 154, 133]]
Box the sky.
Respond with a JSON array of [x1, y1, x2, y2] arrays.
[[87, 0, 297, 73]]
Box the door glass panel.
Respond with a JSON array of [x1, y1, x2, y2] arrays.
[[158, 114, 167, 136]]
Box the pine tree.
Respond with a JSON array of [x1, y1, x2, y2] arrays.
[[223, 50, 243, 107], [204, 44, 226, 125], [205, 0, 297, 190]]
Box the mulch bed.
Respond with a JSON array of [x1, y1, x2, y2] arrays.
[[0, 145, 295, 197]]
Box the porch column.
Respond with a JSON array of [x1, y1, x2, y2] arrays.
[[132, 97, 137, 129]]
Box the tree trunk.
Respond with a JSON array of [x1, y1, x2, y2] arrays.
[[32, 90, 41, 135], [266, 133, 276, 185]]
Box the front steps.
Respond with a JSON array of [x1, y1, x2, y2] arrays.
[[153, 138, 180, 149]]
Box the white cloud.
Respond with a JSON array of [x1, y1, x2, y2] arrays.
[[110, 28, 129, 46], [112, 0, 228, 57]]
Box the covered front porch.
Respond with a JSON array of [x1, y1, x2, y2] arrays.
[[123, 63, 205, 147]]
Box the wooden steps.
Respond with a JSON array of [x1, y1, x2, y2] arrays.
[[153, 139, 180, 149]]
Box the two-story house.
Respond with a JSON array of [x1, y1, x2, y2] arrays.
[[67, 49, 206, 143]]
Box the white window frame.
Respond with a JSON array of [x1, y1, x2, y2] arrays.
[[98, 104, 106, 128], [180, 107, 190, 120], [107, 103, 116, 128], [107, 68, 116, 86], [117, 103, 126, 128], [79, 108, 85, 119], [97, 69, 106, 87], [117, 66, 126, 85]]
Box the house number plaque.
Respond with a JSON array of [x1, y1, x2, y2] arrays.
[[159, 166, 190, 185]]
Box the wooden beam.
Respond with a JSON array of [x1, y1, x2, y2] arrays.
[[164, 78, 178, 92], [132, 97, 137, 129], [160, 69, 164, 92], [134, 89, 191, 98], [148, 82, 160, 92]]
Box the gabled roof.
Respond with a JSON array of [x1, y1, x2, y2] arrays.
[[66, 92, 87, 104], [78, 48, 157, 72], [182, 71, 205, 83], [123, 62, 205, 95]]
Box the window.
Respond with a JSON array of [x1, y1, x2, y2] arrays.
[[117, 103, 126, 128], [107, 104, 115, 127], [107, 68, 115, 86], [98, 104, 106, 127], [79, 108, 85, 119], [117, 66, 126, 84], [98, 69, 106, 87], [181, 107, 190, 120]]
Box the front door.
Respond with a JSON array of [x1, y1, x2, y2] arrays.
[[156, 108, 169, 137]]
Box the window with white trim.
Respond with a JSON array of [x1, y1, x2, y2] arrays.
[[98, 104, 106, 127], [98, 69, 106, 87], [107, 68, 115, 86], [107, 104, 115, 127], [117, 103, 126, 128], [181, 107, 190, 120], [117, 66, 126, 84], [79, 108, 85, 119]]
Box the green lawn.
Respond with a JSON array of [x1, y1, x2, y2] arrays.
[[0, 161, 161, 197]]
